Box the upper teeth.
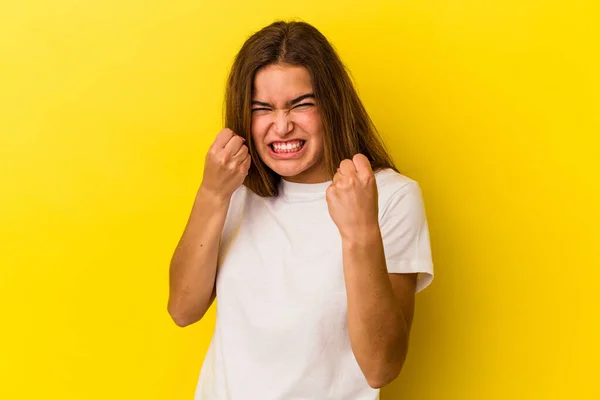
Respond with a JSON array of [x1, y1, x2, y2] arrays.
[[273, 141, 302, 150]]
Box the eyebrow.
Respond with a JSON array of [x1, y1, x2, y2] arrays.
[[251, 93, 315, 108]]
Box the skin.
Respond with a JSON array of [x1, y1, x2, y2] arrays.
[[251, 64, 328, 183], [169, 63, 418, 389], [252, 64, 419, 388], [328, 155, 418, 388], [168, 129, 250, 326]]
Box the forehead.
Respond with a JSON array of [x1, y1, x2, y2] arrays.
[[253, 64, 313, 100]]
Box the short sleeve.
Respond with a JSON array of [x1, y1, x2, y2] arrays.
[[379, 180, 434, 293]]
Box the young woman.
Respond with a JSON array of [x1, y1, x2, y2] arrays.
[[168, 20, 434, 400]]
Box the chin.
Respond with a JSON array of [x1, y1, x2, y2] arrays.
[[270, 164, 308, 178], [273, 162, 329, 184]]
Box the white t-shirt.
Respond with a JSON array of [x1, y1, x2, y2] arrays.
[[194, 168, 434, 400]]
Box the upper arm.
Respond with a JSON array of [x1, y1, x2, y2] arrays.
[[389, 273, 418, 329], [377, 177, 433, 330]]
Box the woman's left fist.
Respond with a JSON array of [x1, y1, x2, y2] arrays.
[[326, 154, 379, 239]]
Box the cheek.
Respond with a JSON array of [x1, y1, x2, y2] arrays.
[[296, 111, 324, 137], [251, 116, 269, 142]]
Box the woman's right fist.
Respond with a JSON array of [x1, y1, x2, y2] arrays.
[[200, 128, 251, 200]]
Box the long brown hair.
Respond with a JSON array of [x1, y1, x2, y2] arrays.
[[225, 20, 398, 197]]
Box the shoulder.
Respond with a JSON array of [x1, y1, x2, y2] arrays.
[[374, 168, 417, 189], [231, 184, 250, 206], [223, 186, 250, 229], [374, 168, 423, 207]]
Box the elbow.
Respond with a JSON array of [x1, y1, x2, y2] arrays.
[[170, 312, 196, 328], [366, 374, 397, 389], [366, 368, 401, 389], [167, 301, 201, 328], [364, 358, 405, 389], [167, 287, 215, 327], [363, 334, 409, 388]]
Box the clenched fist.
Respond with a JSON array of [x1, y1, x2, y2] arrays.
[[200, 128, 251, 201], [326, 154, 379, 240]]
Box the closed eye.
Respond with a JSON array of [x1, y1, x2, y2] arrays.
[[293, 103, 314, 109], [252, 107, 271, 113]]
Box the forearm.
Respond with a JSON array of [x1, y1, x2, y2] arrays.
[[168, 187, 230, 327], [342, 227, 409, 388]]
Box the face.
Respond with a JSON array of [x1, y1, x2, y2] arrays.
[[251, 64, 327, 184]]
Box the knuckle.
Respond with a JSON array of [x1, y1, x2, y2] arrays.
[[208, 150, 220, 162], [227, 159, 238, 169], [217, 154, 229, 166]]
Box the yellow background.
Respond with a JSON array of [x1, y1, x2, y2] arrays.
[[1, 1, 599, 399]]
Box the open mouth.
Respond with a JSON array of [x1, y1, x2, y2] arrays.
[[270, 140, 306, 154]]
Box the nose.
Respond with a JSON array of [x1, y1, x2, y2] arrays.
[[273, 110, 293, 137]]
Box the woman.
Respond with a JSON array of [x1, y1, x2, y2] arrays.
[[168, 20, 434, 400]]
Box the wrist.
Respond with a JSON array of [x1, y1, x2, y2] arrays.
[[197, 185, 231, 208], [340, 223, 382, 249]]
